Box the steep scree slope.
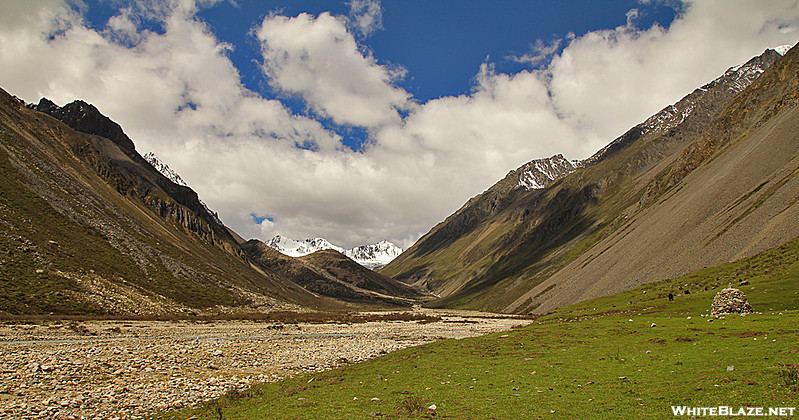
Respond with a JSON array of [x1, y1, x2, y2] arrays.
[[381, 46, 799, 314]]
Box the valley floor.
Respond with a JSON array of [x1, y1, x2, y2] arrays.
[[0, 311, 529, 419]]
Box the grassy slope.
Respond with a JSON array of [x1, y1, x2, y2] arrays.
[[0, 125, 155, 313], [159, 235, 799, 419], [0, 117, 257, 312]]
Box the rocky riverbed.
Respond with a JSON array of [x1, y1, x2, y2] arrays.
[[0, 310, 530, 419]]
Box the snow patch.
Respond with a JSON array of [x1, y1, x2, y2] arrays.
[[266, 236, 344, 257], [144, 152, 187, 186], [266, 236, 403, 270], [772, 44, 792, 56], [518, 154, 579, 190]]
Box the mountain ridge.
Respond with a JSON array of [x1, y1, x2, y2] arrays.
[[1, 90, 423, 315], [242, 239, 423, 306], [266, 235, 403, 270], [30, 97, 243, 258], [1, 89, 332, 315], [142, 151, 225, 228], [381, 45, 799, 314]]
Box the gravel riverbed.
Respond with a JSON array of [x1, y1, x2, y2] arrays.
[[0, 310, 529, 419]]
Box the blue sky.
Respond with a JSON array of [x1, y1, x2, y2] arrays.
[[1, 1, 797, 248], [79, 0, 682, 151], [192, 1, 681, 100]]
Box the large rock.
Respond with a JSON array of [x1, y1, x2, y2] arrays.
[[710, 288, 754, 316]]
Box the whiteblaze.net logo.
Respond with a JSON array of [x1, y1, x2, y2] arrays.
[[671, 406, 796, 417]]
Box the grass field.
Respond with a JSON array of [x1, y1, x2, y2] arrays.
[[157, 237, 799, 419]]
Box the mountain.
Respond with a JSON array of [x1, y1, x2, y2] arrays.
[[299, 249, 423, 302], [143, 151, 188, 187], [266, 235, 403, 269], [381, 45, 799, 314], [241, 240, 423, 306], [28, 97, 242, 257], [1, 90, 393, 315], [345, 241, 404, 270], [517, 154, 582, 190], [142, 151, 226, 230], [266, 236, 345, 257]]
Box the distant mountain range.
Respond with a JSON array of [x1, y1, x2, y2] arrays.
[[139, 154, 403, 270], [382, 44, 799, 314], [242, 240, 422, 306], [265, 236, 402, 270]]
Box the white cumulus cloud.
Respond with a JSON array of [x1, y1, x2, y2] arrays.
[[256, 11, 411, 129], [0, 0, 797, 250]]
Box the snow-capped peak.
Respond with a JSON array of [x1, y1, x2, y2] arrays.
[[772, 44, 792, 56], [143, 152, 187, 187], [266, 235, 403, 269], [265, 236, 344, 257], [346, 241, 404, 269], [518, 154, 581, 190]]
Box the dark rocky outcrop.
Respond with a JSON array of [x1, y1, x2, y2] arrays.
[[31, 98, 136, 154]]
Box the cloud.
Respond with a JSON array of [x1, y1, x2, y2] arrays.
[[348, 0, 383, 37], [544, 0, 799, 145], [626, 8, 640, 26], [509, 38, 564, 68], [105, 9, 145, 46], [255, 11, 411, 129], [0, 0, 798, 250]]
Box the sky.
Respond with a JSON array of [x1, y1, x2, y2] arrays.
[[1, 1, 798, 249]]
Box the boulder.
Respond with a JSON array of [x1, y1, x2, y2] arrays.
[[710, 288, 754, 316]]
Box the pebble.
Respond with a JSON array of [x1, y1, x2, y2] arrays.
[[0, 310, 528, 419]]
